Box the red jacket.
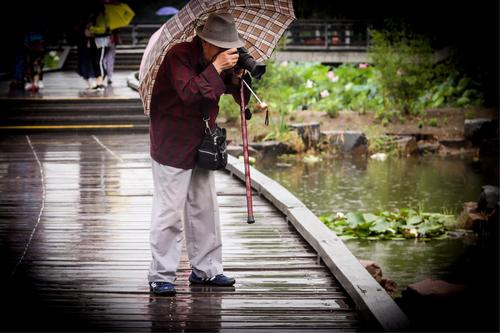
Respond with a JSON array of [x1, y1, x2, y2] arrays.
[[150, 36, 249, 169]]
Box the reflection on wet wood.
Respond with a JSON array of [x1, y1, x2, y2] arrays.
[[0, 133, 364, 331]]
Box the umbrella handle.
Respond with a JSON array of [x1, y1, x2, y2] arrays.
[[240, 80, 255, 224]]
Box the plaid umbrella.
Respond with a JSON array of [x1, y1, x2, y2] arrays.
[[138, 0, 295, 116]]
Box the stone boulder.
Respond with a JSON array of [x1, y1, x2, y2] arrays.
[[397, 278, 491, 331], [478, 185, 500, 213], [321, 130, 368, 156], [479, 138, 499, 157], [380, 278, 398, 297], [392, 136, 419, 156], [226, 144, 260, 159], [456, 201, 487, 230], [359, 260, 382, 282], [359, 259, 397, 297], [417, 141, 441, 154], [249, 141, 294, 159], [464, 118, 498, 146], [403, 279, 465, 298], [289, 122, 321, 150], [438, 138, 472, 149]]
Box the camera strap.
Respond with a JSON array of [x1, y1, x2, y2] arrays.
[[241, 78, 269, 127], [200, 104, 212, 135]]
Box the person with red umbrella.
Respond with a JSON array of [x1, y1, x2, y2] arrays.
[[147, 13, 251, 296]]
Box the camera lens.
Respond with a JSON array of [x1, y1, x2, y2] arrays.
[[236, 47, 266, 79]]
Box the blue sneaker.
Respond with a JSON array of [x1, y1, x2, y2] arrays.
[[188, 271, 235, 286], [149, 281, 176, 295]]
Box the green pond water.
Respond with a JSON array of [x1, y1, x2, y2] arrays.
[[255, 154, 498, 293]]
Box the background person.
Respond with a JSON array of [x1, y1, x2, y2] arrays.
[[88, 4, 111, 91], [23, 29, 45, 91]]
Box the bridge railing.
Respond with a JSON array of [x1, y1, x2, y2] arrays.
[[117, 20, 371, 51], [119, 24, 160, 46], [283, 20, 370, 51]]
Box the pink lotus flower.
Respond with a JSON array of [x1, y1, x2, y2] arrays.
[[320, 89, 330, 98], [358, 63, 369, 69], [327, 71, 339, 82]]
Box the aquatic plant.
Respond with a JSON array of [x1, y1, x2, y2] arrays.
[[320, 208, 457, 240]]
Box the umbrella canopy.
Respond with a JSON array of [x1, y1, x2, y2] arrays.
[[156, 6, 179, 16], [105, 3, 135, 30], [138, 0, 295, 115]]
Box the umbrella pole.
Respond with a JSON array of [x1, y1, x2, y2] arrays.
[[239, 81, 255, 224]]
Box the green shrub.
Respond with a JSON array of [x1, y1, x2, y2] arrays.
[[248, 37, 484, 127], [418, 119, 425, 128], [465, 110, 476, 119], [251, 61, 308, 116], [43, 50, 61, 69], [428, 117, 438, 127], [219, 94, 240, 123], [417, 72, 484, 110], [368, 135, 399, 154], [314, 96, 341, 117], [369, 24, 434, 116]]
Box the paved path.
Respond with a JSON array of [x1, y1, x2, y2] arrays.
[[1, 71, 139, 100]]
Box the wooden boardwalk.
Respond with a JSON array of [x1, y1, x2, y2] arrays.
[[0, 133, 366, 332]]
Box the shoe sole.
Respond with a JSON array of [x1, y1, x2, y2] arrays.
[[189, 279, 235, 287], [149, 287, 176, 296]]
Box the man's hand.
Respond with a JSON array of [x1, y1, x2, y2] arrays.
[[213, 48, 239, 74], [256, 102, 268, 112]]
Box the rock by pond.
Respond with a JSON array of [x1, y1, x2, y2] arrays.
[[227, 144, 260, 158], [403, 279, 466, 298], [438, 138, 473, 149], [396, 273, 498, 331], [320, 130, 368, 156], [417, 141, 441, 154], [478, 185, 499, 213], [249, 141, 295, 159], [289, 122, 321, 150], [359, 259, 398, 297], [479, 137, 500, 157], [392, 135, 419, 156], [456, 201, 487, 231], [464, 118, 498, 145]]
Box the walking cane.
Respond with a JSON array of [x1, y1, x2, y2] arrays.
[[239, 79, 255, 224]]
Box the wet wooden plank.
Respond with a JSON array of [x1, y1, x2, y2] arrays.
[[0, 133, 365, 331]]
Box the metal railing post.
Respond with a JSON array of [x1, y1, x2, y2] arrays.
[[324, 23, 328, 48], [132, 25, 137, 46]]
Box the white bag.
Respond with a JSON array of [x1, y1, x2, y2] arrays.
[[94, 36, 110, 48]]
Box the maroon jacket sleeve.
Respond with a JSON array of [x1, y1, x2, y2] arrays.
[[166, 49, 226, 106]]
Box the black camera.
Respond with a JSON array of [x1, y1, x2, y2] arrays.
[[236, 47, 266, 80]]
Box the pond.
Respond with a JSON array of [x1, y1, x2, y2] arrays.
[[255, 154, 498, 294]]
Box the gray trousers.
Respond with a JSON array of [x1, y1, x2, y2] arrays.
[[148, 159, 223, 283], [103, 44, 115, 80]]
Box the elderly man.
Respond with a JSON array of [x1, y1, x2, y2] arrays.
[[148, 12, 250, 295]]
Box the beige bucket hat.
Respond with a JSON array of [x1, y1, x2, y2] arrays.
[[196, 12, 245, 49]]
